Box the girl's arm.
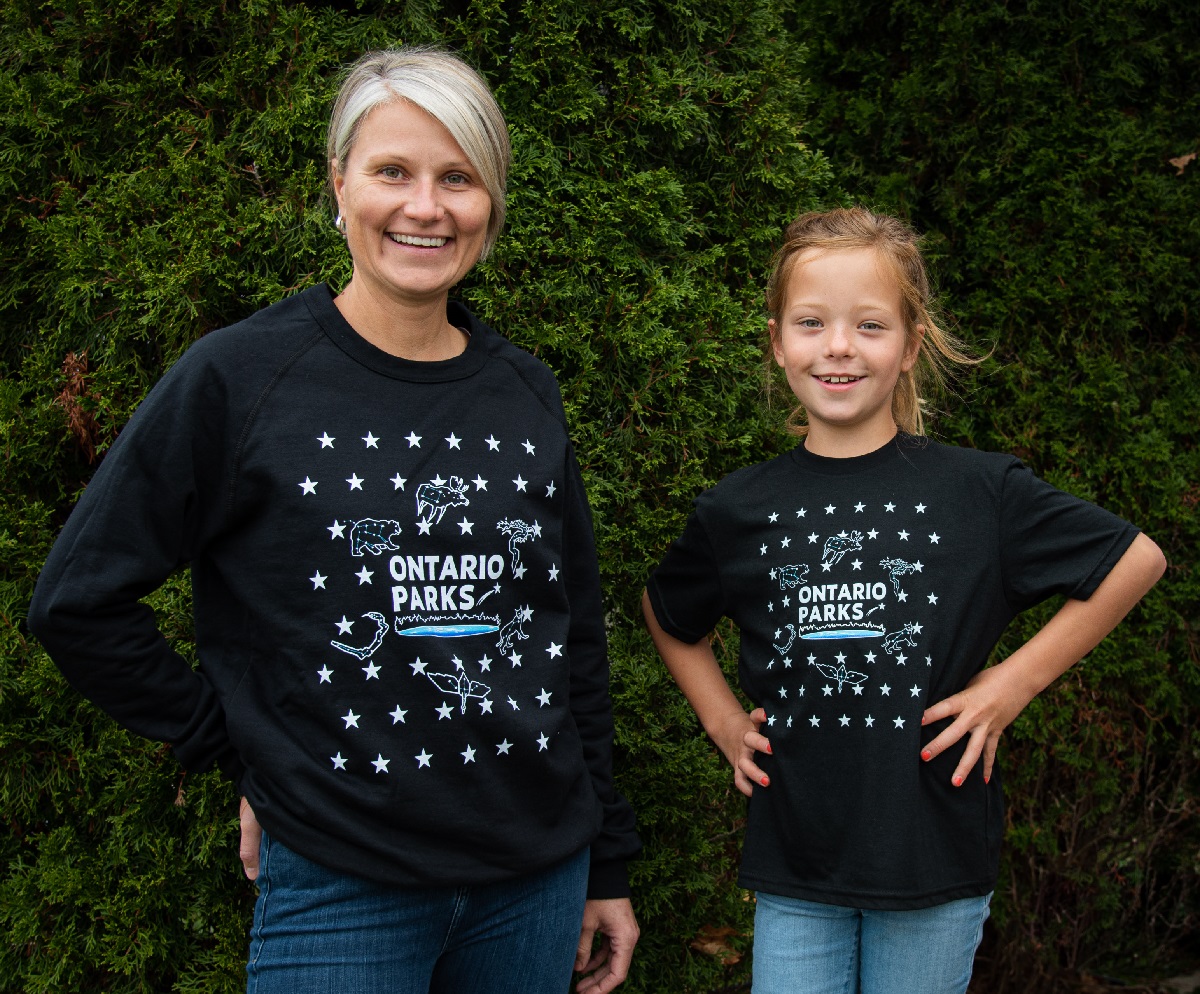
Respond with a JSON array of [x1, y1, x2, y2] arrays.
[[641, 590, 771, 796], [921, 531, 1167, 785]]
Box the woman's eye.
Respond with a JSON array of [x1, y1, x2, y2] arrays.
[[445, 173, 470, 186], [381, 166, 403, 179]]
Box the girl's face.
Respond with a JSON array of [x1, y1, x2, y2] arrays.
[[333, 99, 492, 309], [769, 246, 923, 457]]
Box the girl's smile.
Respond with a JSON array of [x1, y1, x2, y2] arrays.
[[769, 246, 923, 457]]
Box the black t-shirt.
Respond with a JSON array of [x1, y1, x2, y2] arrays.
[[646, 434, 1137, 909]]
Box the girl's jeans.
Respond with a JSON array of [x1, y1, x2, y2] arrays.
[[752, 890, 991, 994], [246, 831, 589, 994]]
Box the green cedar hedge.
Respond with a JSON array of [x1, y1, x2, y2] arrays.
[[2, 0, 1196, 991], [794, 0, 1200, 988]]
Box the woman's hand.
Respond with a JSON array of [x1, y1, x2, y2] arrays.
[[575, 897, 640, 994], [712, 706, 772, 797], [239, 797, 262, 880]]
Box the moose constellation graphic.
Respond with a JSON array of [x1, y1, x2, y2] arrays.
[[822, 531, 864, 567], [416, 476, 470, 526]]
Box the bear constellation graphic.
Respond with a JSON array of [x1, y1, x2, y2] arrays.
[[882, 622, 920, 655], [776, 563, 810, 589], [348, 518, 403, 556], [423, 668, 491, 714], [822, 531, 864, 567], [331, 612, 390, 660], [807, 656, 869, 694], [496, 519, 541, 578], [496, 605, 532, 655], [879, 557, 921, 595], [416, 476, 469, 526]]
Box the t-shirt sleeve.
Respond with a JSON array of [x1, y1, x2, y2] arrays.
[[998, 458, 1139, 612], [645, 504, 726, 643]]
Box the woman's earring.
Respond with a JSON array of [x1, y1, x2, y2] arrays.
[[335, 213, 346, 235]]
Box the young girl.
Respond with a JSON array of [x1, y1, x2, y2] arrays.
[[642, 207, 1165, 994]]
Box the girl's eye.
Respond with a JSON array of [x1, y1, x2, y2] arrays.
[[799, 318, 822, 329], [860, 321, 883, 331]]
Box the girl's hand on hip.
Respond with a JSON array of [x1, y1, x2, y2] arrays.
[[920, 664, 1035, 786], [714, 707, 772, 798]]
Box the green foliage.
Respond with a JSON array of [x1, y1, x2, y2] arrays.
[[1, 0, 830, 990], [793, 0, 1200, 986]]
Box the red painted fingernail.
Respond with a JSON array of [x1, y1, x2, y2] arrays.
[[766, 743, 773, 755], [760, 775, 770, 787], [921, 749, 932, 761], [984, 775, 990, 784], [952, 775, 963, 787]]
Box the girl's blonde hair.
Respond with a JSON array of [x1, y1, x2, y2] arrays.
[[765, 207, 978, 437]]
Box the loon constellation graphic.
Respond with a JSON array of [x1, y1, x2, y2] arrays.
[[496, 519, 540, 577], [774, 624, 797, 655], [496, 605, 532, 655], [348, 518, 403, 556], [416, 476, 470, 526], [822, 531, 864, 567], [331, 612, 390, 659], [423, 665, 491, 714], [880, 557, 922, 595]]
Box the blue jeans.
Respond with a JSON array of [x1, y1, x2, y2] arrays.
[[246, 832, 590, 994], [752, 891, 991, 994]]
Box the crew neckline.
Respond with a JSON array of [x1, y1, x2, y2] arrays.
[[302, 283, 488, 383], [787, 432, 929, 476]]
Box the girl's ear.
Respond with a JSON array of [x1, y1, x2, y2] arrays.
[[902, 323, 925, 372], [768, 317, 785, 366]]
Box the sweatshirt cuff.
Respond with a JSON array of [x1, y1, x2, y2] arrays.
[[586, 859, 630, 899]]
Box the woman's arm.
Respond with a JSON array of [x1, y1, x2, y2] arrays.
[[921, 531, 1167, 784], [641, 589, 771, 796]]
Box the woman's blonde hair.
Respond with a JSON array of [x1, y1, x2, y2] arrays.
[[326, 47, 511, 258], [765, 207, 978, 437]]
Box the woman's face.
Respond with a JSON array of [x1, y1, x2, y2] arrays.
[[333, 100, 492, 309]]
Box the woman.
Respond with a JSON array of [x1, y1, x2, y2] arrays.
[[29, 48, 640, 994]]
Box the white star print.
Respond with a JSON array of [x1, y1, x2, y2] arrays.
[[507, 696, 520, 710], [356, 566, 373, 584], [390, 705, 407, 724], [787, 716, 793, 727], [839, 714, 850, 726], [781, 536, 791, 549], [852, 685, 864, 695], [480, 699, 493, 714], [513, 565, 527, 579], [548, 564, 560, 581], [929, 532, 941, 544], [546, 643, 563, 659], [331, 753, 347, 769], [761, 544, 768, 555], [880, 684, 891, 696], [522, 439, 536, 455], [417, 520, 432, 535], [461, 745, 476, 763], [436, 703, 453, 720], [362, 661, 381, 680], [310, 571, 327, 590], [415, 750, 432, 768], [897, 590, 908, 602], [405, 432, 421, 447], [458, 518, 474, 535], [825, 504, 836, 514], [898, 530, 909, 540], [317, 666, 333, 684], [410, 658, 427, 675], [496, 739, 512, 755], [797, 508, 807, 517], [823, 685, 833, 696], [328, 520, 346, 539], [778, 687, 787, 699], [509, 652, 523, 668], [928, 593, 939, 604], [926, 656, 933, 666], [867, 528, 879, 539], [546, 481, 556, 498], [346, 473, 363, 490], [372, 754, 390, 773], [513, 475, 527, 492], [855, 502, 865, 512], [915, 503, 926, 513], [486, 435, 500, 451], [342, 709, 360, 729], [851, 559, 862, 570], [809, 715, 820, 727], [472, 475, 488, 491], [336, 616, 354, 634], [864, 651, 877, 663], [808, 533, 819, 543], [896, 653, 907, 666], [431, 474, 447, 486], [452, 656, 465, 672], [835, 651, 847, 663], [391, 474, 406, 490], [478, 654, 493, 672], [536, 689, 552, 707], [769, 512, 779, 522], [767, 714, 776, 726], [318, 432, 335, 448], [894, 716, 905, 729], [445, 433, 461, 449], [885, 502, 896, 512], [865, 715, 875, 727], [537, 733, 550, 751], [299, 477, 317, 495], [910, 685, 921, 697], [362, 432, 379, 448]]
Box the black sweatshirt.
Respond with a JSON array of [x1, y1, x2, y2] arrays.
[[29, 284, 639, 897]]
